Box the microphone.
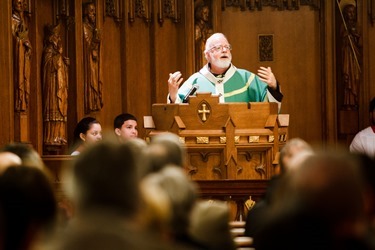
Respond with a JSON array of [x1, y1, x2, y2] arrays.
[[182, 85, 199, 103]]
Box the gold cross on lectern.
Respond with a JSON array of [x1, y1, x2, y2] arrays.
[[198, 103, 210, 122]]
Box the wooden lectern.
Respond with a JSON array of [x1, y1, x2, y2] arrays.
[[144, 93, 289, 220]]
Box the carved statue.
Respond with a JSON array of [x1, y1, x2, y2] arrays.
[[83, 2, 103, 113], [195, 3, 213, 71], [340, 0, 361, 109], [12, 0, 32, 112], [42, 23, 69, 145]]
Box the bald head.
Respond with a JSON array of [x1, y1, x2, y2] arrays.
[[0, 152, 22, 174], [204, 33, 228, 52]]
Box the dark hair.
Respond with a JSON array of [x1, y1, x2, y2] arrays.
[[113, 113, 137, 130], [369, 97, 375, 112], [0, 166, 57, 250], [71, 141, 140, 216], [73, 117, 100, 145]]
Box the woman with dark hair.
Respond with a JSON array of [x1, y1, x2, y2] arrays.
[[71, 117, 102, 155]]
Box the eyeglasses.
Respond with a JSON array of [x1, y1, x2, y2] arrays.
[[208, 44, 232, 52]]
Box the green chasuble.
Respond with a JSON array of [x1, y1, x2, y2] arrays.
[[176, 64, 268, 103]]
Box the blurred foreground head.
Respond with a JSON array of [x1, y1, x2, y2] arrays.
[[64, 141, 140, 218], [256, 151, 368, 249], [1, 143, 45, 170], [143, 132, 186, 175], [0, 166, 57, 250], [0, 151, 21, 174]]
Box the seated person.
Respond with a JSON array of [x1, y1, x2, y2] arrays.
[[245, 138, 314, 237], [350, 97, 375, 158], [71, 117, 102, 155], [113, 113, 138, 142]]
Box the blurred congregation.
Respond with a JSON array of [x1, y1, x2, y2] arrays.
[[2, 0, 375, 249], [1, 131, 375, 249]]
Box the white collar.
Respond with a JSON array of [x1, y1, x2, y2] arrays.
[[199, 64, 236, 85]]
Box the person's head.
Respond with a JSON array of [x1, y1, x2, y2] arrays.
[[45, 23, 61, 49], [141, 165, 198, 240], [341, 0, 356, 22], [195, 4, 210, 22], [12, 0, 23, 13], [142, 132, 186, 175], [276, 151, 365, 230], [0, 166, 57, 250], [83, 2, 96, 24], [73, 117, 102, 148], [204, 33, 232, 72], [114, 113, 138, 142], [1, 143, 45, 170], [0, 152, 21, 174], [369, 97, 375, 125], [259, 151, 367, 249], [279, 138, 313, 173], [64, 141, 140, 218], [189, 200, 236, 250], [139, 171, 172, 236]]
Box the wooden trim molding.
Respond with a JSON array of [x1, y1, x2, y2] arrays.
[[222, 0, 321, 11], [369, 0, 375, 26]]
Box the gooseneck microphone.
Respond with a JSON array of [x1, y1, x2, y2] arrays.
[[182, 85, 199, 103]]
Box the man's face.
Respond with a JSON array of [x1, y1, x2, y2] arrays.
[[205, 36, 232, 69], [116, 120, 138, 142], [201, 7, 209, 22], [86, 4, 96, 24], [13, 0, 23, 12], [344, 5, 356, 22]]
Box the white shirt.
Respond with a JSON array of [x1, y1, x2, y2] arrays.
[[350, 126, 375, 158]]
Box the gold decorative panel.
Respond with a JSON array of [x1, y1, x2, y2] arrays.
[[197, 137, 209, 144], [179, 137, 185, 144], [249, 136, 260, 143], [268, 135, 274, 143]]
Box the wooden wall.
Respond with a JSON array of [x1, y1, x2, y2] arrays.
[[1, 0, 375, 156]]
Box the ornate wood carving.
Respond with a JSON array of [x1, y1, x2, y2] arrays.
[[12, 0, 32, 143], [158, 0, 180, 25], [42, 23, 69, 153], [194, 0, 213, 71], [53, 0, 74, 57], [83, 2, 104, 113], [128, 0, 151, 23], [222, 0, 321, 11], [105, 0, 122, 22], [128, 0, 180, 24], [25, 0, 32, 16], [259, 34, 274, 62]]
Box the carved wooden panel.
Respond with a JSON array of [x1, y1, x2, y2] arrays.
[[186, 147, 225, 180], [236, 147, 273, 179], [186, 145, 274, 180], [258, 34, 274, 62]]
